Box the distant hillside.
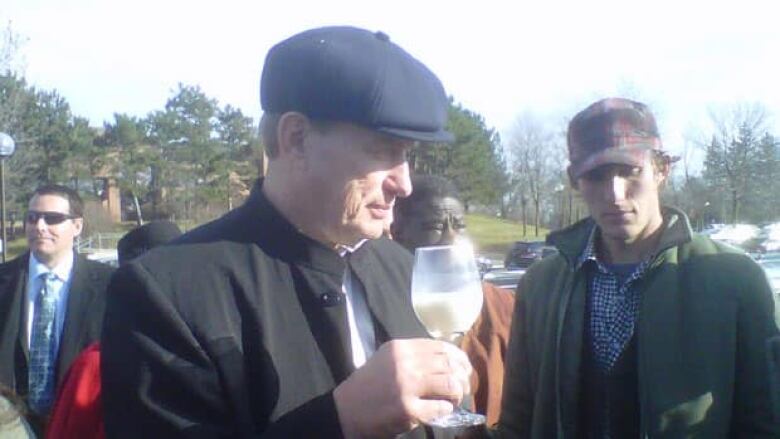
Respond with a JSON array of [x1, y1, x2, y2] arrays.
[[466, 213, 549, 256]]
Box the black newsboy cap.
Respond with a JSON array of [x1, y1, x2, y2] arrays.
[[261, 26, 454, 143], [117, 220, 182, 265]]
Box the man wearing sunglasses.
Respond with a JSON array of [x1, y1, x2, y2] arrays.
[[0, 184, 114, 424]]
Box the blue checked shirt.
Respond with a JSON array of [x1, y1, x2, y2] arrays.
[[577, 230, 653, 372]]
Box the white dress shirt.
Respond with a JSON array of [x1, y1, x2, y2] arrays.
[[337, 240, 376, 368]]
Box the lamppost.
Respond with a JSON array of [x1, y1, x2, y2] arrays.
[[0, 133, 16, 262]]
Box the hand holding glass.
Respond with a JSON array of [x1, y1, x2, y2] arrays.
[[411, 243, 485, 429]]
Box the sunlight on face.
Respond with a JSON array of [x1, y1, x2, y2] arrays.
[[300, 122, 413, 246], [577, 157, 666, 246]]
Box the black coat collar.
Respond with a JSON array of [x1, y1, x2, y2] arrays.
[[181, 179, 347, 277]]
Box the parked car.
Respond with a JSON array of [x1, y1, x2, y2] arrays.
[[483, 268, 525, 291], [84, 249, 119, 267], [759, 257, 780, 294], [504, 241, 557, 270]]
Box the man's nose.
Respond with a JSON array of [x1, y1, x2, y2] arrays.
[[34, 217, 48, 229], [439, 221, 457, 245], [606, 175, 627, 203], [386, 161, 412, 198]]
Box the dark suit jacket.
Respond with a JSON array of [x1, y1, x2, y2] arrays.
[[0, 251, 114, 398], [101, 181, 430, 438]]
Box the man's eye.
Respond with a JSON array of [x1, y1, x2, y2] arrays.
[[582, 168, 610, 182], [618, 167, 643, 178], [423, 223, 444, 231]]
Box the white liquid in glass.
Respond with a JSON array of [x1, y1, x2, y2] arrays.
[[412, 289, 483, 338]]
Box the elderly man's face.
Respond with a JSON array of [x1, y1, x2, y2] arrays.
[[300, 122, 413, 247], [393, 196, 467, 251]]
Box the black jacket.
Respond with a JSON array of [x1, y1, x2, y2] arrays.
[[0, 251, 114, 397], [101, 182, 429, 438]]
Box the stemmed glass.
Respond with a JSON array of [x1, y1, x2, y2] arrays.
[[411, 243, 486, 430]]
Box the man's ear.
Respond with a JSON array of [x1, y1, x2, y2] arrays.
[[655, 159, 671, 187], [567, 166, 579, 190], [275, 112, 309, 159], [73, 218, 84, 238]]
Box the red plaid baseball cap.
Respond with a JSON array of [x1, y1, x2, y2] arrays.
[[567, 98, 663, 180]]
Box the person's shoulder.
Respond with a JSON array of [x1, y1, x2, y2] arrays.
[[79, 255, 116, 275], [481, 282, 516, 319], [677, 234, 770, 297], [0, 253, 27, 274], [353, 237, 413, 277], [363, 236, 412, 258], [523, 251, 569, 282], [515, 251, 569, 302], [173, 205, 252, 246], [680, 233, 759, 269]]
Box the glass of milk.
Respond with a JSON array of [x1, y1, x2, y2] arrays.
[[411, 242, 486, 429]]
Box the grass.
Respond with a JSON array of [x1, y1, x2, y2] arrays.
[[5, 237, 29, 260], [466, 213, 549, 257]]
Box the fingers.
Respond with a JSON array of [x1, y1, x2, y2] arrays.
[[416, 373, 465, 404], [409, 398, 454, 424], [393, 339, 472, 401], [440, 342, 472, 394]]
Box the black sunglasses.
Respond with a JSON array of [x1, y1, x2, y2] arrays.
[[25, 211, 77, 225]]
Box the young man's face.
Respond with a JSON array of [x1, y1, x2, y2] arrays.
[[577, 154, 666, 246], [300, 122, 414, 247], [26, 194, 83, 266], [393, 196, 467, 251]]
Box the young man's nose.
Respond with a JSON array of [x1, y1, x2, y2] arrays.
[[605, 175, 628, 203]]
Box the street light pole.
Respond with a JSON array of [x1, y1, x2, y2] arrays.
[[0, 159, 5, 262], [0, 133, 17, 263]]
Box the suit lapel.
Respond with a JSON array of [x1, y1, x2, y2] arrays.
[[0, 254, 30, 394], [290, 264, 355, 383], [349, 248, 427, 344], [14, 258, 29, 361], [56, 254, 94, 381]]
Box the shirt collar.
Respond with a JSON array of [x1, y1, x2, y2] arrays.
[[28, 251, 75, 282], [576, 226, 599, 269], [336, 239, 368, 258], [576, 227, 656, 279]]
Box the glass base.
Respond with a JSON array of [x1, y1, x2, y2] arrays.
[[427, 407, 486, 428]]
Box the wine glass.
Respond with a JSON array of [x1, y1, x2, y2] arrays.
[[411, 242, 486, 430]]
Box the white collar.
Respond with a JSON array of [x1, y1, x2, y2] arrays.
[[28, 251, 75, 282], [335, 239, 368, 258]]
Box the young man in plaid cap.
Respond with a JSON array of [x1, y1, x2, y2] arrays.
[[496, 98, 780, 438]]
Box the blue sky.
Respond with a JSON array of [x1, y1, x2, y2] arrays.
[[4, 0, 779, 171]]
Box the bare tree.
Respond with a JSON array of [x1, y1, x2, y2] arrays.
[[506, 112, 564, 236], [0, 21, 27, 75], [703, 102, 770, 224]]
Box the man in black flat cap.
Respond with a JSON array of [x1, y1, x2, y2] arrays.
[[101, 26, 472, 438]]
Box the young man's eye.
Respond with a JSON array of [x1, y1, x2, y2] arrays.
[[619, 166, 643, 178], [582, 168, 610, 182]]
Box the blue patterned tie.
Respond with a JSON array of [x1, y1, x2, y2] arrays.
[[28, 272, 58, 413]]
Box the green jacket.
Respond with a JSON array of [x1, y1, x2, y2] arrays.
[[496, 208, 780, 438]]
